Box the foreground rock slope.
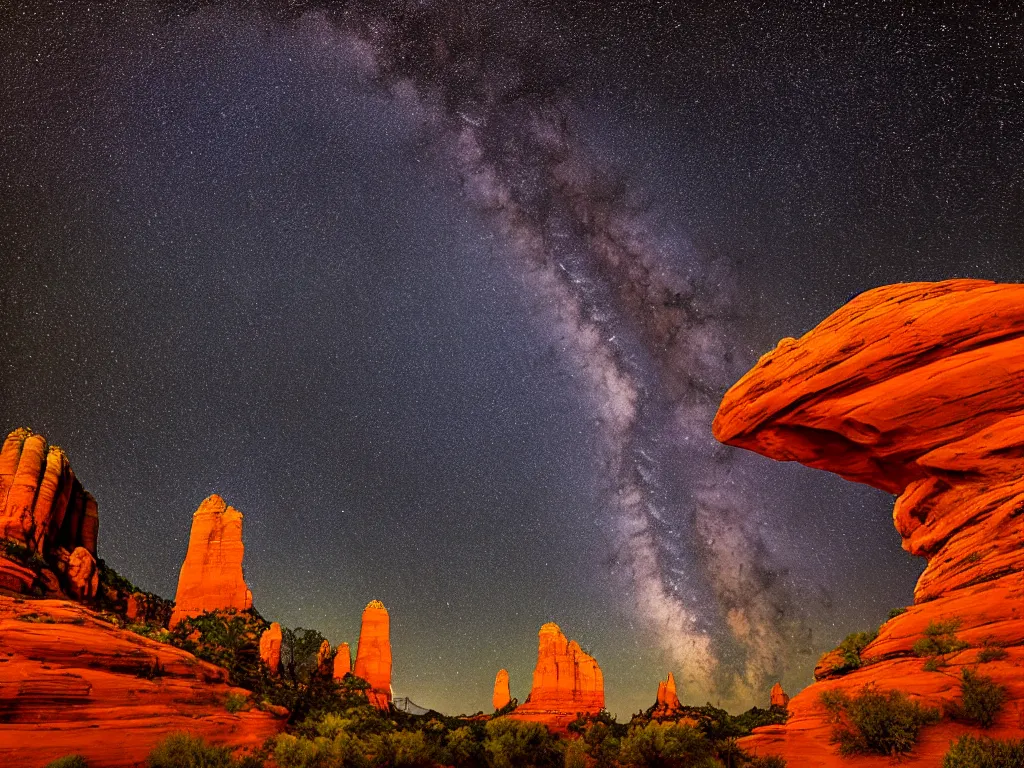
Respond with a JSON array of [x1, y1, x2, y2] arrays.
[[508, 622, 604, 730], [714, 279, 1024, 765], [0, 595, 283, 767]]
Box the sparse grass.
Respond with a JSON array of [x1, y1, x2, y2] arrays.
[[977, 641, 1009, 664], [44, 756, 88, 768], [820, 686, 940, 756], [914, 619, 969, 658]]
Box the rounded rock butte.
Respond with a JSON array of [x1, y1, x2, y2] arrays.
[[493, 668, 512, 711], [713, 280, 1024, 766], [508, 622, 604, 731], [333, 641, 352, 680], [354, 599, 393, 710]]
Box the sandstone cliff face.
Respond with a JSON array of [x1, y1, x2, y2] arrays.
[[170, 495, 253, 627], [508, 623, 604, 731], [354, 600, 392, 709], [714, 280, 1024, 765], [493, 668, 512, 710], [652, 672, 682, 718], [0, 428, 99, 599], [260, 622, 283, 675], [0, 594, 284, 767], [333, 641, 352, 680]]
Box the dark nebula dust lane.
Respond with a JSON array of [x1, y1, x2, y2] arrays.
[[2, 0, 1023, 714]]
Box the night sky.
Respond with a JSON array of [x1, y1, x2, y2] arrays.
[[2, 1, 1022, 717]]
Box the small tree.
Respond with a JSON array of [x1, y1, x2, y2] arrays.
[[820, 686, 939, 756]]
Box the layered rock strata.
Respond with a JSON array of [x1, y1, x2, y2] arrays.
[[508, 622, 604, 730], [0, 428, 99, 598], [493, 668, 512, 710], [354, 600, 392, 709], [170, 495, 253, 626], [713, 280, 1024, 765], [0, 595, 284, 767]]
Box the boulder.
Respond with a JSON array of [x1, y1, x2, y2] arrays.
[[170, 495, 253, 627], [714, 280, 1024, 765]]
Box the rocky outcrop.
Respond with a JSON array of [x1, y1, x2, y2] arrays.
[[170, 495, 253, 627], [354, 600, 392, 709], [652, 672, 682, 718], [0, 428, 100, 598], [317, 639, 332, 675], [714, 280, 1024, 765], [260, 622, 283, 675], [493, 668, 511, 710], [508, 622, 604, 731], [769, 682, 789, 709], [0, 594, 284, 767], [333, 641, 352, 679]]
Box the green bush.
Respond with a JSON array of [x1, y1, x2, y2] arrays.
[[949, 669, 1007, 728], [943, 735, 1024, 768], [819, 686, 939, 756], [146, 733, 238, 768], [977, 644, 1009, 663], [44, 756, 89, 768], [887, 607, 908, 621], [824, 631, 878, 675], [483, 718, 560, 768], [446, 725, 488, 768], [225, 692, 247, 713], [618, 721, 718, 768], [913, 619, 969, 658], [369, 730, 436, 768]]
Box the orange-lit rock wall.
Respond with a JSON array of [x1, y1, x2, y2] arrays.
[[652, 672, 682, 718], [508, 622, 604, 730], [354, 600, 392, 709], [333, 641, 352, 679], [714, 280, 1024, 766], [260, 622, 282, 675], [493, 668, 512, 710], [170, 495, 253, 626]]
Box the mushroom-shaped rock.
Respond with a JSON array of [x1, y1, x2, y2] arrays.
[[769, 682, 789, 709], [170, 495, 253, 627], [0, 428, 100, 598], [714, 280, 1024, 765], [333, 642, 352, 680], [652, 672, 682, 718], [354, 600, 392, 710], [493, 669, 511, 710], [508, 623, 604, 731], [260, 622, 283, 675]]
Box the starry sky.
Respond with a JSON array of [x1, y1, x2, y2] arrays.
[[2, 1, 1022, 717]]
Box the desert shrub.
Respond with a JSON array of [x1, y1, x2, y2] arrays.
[[948, 669, 1007, 728], [977, 642, 1009, 664], [825, 631, 878, 675], [483, 718, 560, 768], [748, 757, 786, 768], [571, 717, 624, 768], [562, 739, 588, 768], [913, 619, 969, 658], [225, 692, 247, 713], [273, 731, 369, 768], [943, 735, 1024, 768], [887, 607, 908, 621], [618, 721, 718, 768], [170, 609, 268, 690], [368, 730, 436, 768], [819, 686, 939, 756], [446, 725, 488, 768], [147, 733, 238, 768], [44, 756, 89, 768]]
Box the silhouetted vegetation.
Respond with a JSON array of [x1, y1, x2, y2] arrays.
[[943, 735, 1024, 768], [820, 686, 939, 756], [169, 608, 269, 691]]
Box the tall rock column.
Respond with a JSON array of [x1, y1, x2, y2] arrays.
[[508, 622, 604, 730], [493, 669, 512, 710], [170, 495, 253, 627], [354, 600, 392, 710], [333, 642, 352, 680], [652, 672, 682, 718], [260, 623, 283, 675]]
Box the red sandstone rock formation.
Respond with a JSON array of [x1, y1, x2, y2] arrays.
[[508, 622, 604, 731], [0, 428, 99, 598], [652, 672, 682, 718], [714, 280, 1024, 766], [769, 682, 789, 709], [0, 594, 284, 767], [260, 622, 283, 675], [317, 639, 332, 675], [170, 495, 253, 626], [333, 641, 352, 679], [354, 600, 392, 709], [493, 668, 512, 710]]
